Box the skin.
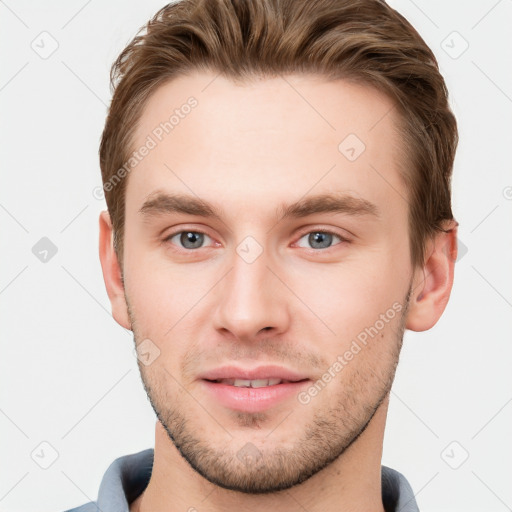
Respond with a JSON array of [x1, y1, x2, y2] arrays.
[[99, 71, 457, 512]]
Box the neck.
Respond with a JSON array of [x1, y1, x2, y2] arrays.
[[131, 396, 389, 512]]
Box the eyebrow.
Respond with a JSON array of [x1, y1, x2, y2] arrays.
[[139, 191, 380, 222], [139, 192, 223, 221], [277, 193, 379, 220]]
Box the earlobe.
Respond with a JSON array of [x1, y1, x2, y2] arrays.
[[405, 220, 458, 332], [98, 210, 131, 330]]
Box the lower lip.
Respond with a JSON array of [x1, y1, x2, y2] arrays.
[[200, 380, 310, 413]]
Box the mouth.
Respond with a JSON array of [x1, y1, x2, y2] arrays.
[[199, 366, 311, 413], [205, 378, 307, 387]]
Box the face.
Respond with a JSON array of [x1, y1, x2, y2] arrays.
[[116, 72, 417, 493]]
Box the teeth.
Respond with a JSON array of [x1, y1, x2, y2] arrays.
[[216, 378, 285, 387], [234, 379, 253, 387], [250, 378, 282, 388]]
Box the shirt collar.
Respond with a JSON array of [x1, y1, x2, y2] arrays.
[[96, 449, 419, 512]]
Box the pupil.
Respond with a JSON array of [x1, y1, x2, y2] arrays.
[[309, 232, 332, 249], [181, 232, 203, 249]]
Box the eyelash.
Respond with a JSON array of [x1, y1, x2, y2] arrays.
[[163, 228, 350, 251]]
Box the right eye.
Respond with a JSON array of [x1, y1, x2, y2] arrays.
[[165, 231, 214, 250]]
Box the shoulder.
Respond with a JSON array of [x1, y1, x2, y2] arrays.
[[61, 502, 100, 512], [381, 465, 419, 512], [60, 449, 154, 512]]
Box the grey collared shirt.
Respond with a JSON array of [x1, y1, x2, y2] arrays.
[[63, 448, 419, 512]]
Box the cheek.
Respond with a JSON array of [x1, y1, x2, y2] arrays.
[[124, 217, 230, 324], [287, 255, 407, 346], [294, 254, 397, 305]]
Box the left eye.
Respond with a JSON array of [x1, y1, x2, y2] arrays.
[[296, 231, 343, 250], [167, 231, 213, 250]]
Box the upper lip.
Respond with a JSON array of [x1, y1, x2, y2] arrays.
[[199, 365, 309, 382]]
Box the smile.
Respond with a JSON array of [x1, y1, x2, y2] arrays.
[[210, 378, 295, 387]]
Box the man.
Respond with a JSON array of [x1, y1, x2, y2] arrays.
[[66, 0, 458, 510]]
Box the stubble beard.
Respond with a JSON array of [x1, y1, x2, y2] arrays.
[[127, 288, 411, 494]]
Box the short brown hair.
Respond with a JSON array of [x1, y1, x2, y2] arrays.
[[99, 0, 458, 270]]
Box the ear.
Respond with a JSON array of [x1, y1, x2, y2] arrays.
[[405, 220, 458, 332], [98, 210, 131, 330]]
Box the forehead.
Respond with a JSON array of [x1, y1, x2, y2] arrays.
[[127, 71, 406, 222]]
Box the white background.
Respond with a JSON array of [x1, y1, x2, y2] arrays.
[[1, 1, 511, 511]]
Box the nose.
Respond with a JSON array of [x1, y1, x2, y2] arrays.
[[212, 247, 291, 342]]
